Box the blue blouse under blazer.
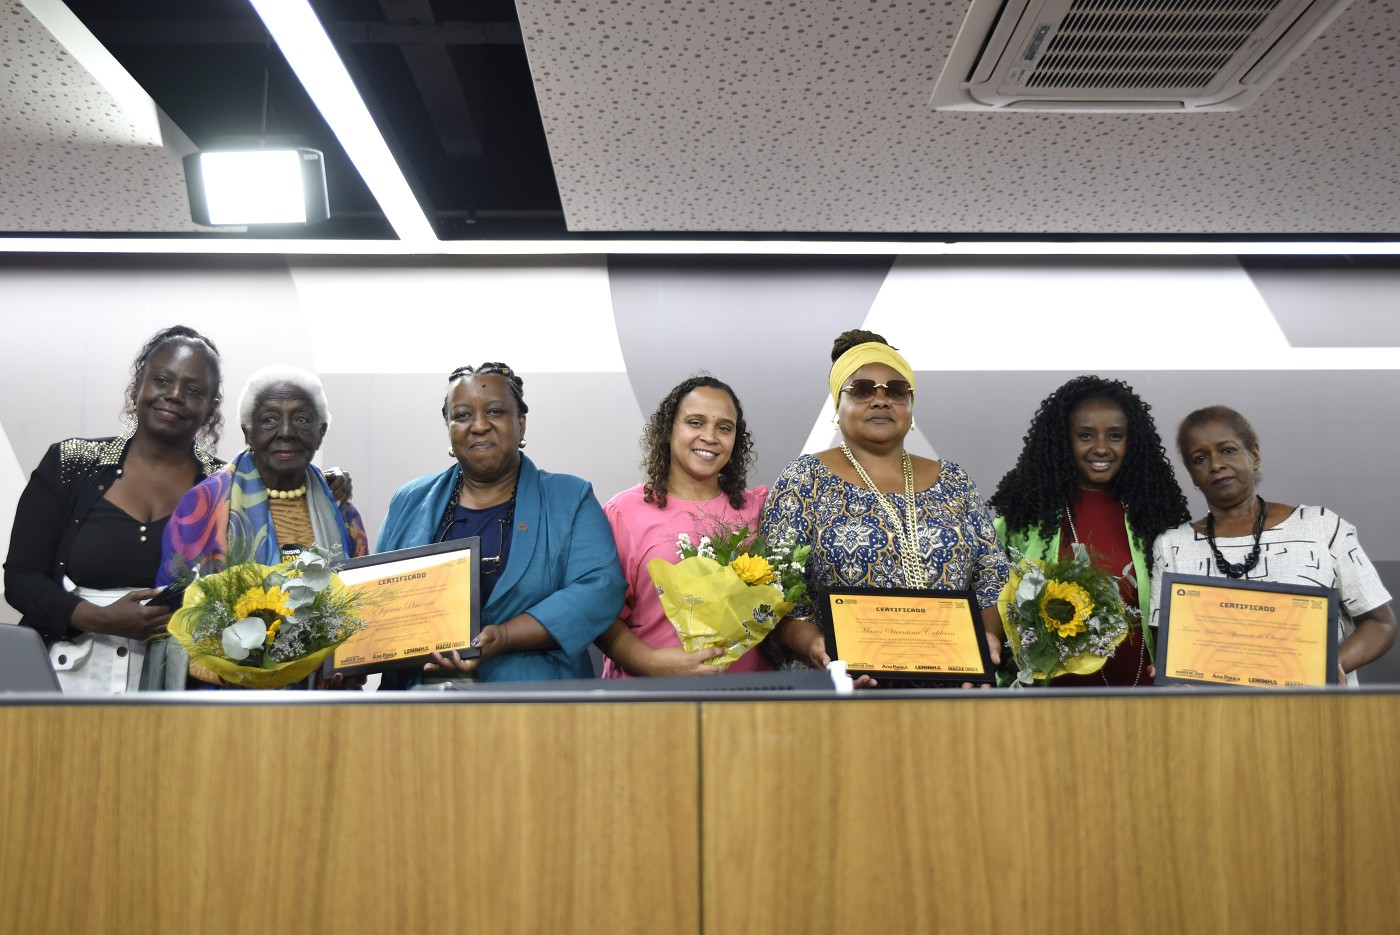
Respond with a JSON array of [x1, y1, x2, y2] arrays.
[[377, 455, 625, 682]]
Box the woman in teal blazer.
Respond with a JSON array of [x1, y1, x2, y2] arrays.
[[378, 363, 625, 685]]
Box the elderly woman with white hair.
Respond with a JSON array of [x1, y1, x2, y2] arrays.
[[158, 364, 368, 585]]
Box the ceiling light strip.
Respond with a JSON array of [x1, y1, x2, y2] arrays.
[[248, 0, 436, 243], [0, 239, 1397, 257]]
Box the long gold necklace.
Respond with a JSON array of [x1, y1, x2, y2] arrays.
[[840, 443, 926, 589]]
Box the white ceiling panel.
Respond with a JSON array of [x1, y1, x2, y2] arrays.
[[516, 0, 1400, 233], [2, 1, 200, 233]]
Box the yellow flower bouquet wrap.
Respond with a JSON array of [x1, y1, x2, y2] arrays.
[[646, 528, 811, 667], [999, 543, 1131, 686], [167, 548, 365, 689], [647, 556, 794, 665]]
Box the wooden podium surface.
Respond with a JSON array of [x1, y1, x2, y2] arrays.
[[704, 693, 1400, 935], [0, 701, 699, 935], [2, 690, 1397, 935]]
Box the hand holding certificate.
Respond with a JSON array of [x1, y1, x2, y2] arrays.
[[328, 540, 481, 677], [1155, 573, 1338, 688], [820, 586, 995, 683]]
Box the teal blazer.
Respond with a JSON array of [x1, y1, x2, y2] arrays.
[[994, 511, 1154, 663], [378, 455, 626, 682]]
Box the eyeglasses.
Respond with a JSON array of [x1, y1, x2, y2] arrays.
[[434, 516, 507, 575], [842, 379, 913, 403]]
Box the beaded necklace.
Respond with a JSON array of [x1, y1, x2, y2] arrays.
[[437, 467, 520, 551], [840, 443, 926, 589], [1205, 495, 1267, 579]]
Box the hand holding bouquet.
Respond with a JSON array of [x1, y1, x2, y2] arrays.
[[167, 547, 366, 689], [999, 543, 1132, 686], [647, 527, 810, 667]]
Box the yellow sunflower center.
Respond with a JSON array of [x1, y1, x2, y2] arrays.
[[1038, 580, 1093, 638], [233, 586, 292, 625]]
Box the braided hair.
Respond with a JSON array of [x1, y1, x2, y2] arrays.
[[123, 325, 224, 448], [641, 375, 754, 510], [441, 362, 529, 420], [989, 375, 1189, 554], [831, 328, 896, 361]]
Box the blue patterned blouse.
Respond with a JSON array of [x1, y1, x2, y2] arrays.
[[760, 454, 1009, 617]]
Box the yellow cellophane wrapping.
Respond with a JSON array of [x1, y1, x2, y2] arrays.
[[998, 572, 1127, 681], [167, 565, 338, 690], [646, 555, 793, 666]]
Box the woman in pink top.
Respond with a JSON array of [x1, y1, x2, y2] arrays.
[[597, 376, 772, 677]]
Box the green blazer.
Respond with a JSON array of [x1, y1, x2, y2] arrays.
[[994, 511, 1154, 663]]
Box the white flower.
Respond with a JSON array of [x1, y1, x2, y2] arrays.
[[1015, 567, 1046, 603], [222, 618, 267, 661], [280, 576, 324, 610]]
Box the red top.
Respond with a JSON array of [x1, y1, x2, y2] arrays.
[[1053, 488, 1147, 687]]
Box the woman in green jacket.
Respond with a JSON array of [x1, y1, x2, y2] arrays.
[[989, 376, 1188, 686]]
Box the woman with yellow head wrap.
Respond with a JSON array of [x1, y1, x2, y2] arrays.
[[759, 329, 1009, 686]]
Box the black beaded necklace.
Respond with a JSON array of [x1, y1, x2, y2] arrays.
[[1205, 495, 1267, 579], [436, 467, 519, 549]]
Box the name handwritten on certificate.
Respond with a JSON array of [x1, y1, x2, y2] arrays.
[[333, 552, 475, 668], [1164, 583, 1330, 687], [829, 594, 985, 674]]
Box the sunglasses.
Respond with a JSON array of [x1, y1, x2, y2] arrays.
[[842, 379, 913, 402]]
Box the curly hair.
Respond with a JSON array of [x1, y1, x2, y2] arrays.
[[640, 375, 754, 510], [1176, 405, 1258, 460], [238, 364, 331, 433], [122, 325, 224, 449], [831, 328, 895, 362], [989, 375, 1189, 555], [441, 362, 529, 420]]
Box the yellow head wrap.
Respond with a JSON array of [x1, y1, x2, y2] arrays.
[[829, 342, 916, 407]]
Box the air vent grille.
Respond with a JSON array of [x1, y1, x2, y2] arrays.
[[930, 0, 1354, 111], [1026, 0, 1283, 89]]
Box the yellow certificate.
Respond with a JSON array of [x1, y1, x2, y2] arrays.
[[823, 587, 992, 682], [330, 541, 480, 676], [1157, 573, 1338, 688]]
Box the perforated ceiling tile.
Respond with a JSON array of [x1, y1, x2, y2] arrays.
[[516, 0, 1400, 233], [1, 2, 200, 232]]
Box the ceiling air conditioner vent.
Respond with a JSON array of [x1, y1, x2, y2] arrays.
[[931, 0, 1355, 112]]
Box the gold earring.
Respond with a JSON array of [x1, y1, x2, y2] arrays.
[[830, 411, 839, 427], [519, 438, 527, 449], [447, 448, 454, 458], [910, 416, 917, 431]]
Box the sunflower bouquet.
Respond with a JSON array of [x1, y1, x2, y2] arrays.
[[646, 527, 811, 667], [999, 543, 1132, 687], [167, 547, 366, 689]]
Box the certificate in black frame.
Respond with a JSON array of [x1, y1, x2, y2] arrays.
[[327, 537, 482, 678], [1155, 572, 1340, 688], [818, 585, 995, 684]]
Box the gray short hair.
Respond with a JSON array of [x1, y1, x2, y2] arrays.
[[237, 365, 332, 434]]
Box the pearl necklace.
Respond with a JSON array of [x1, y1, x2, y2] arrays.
[[266, 484, 308, 500], [840, 443, 926, 589]]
